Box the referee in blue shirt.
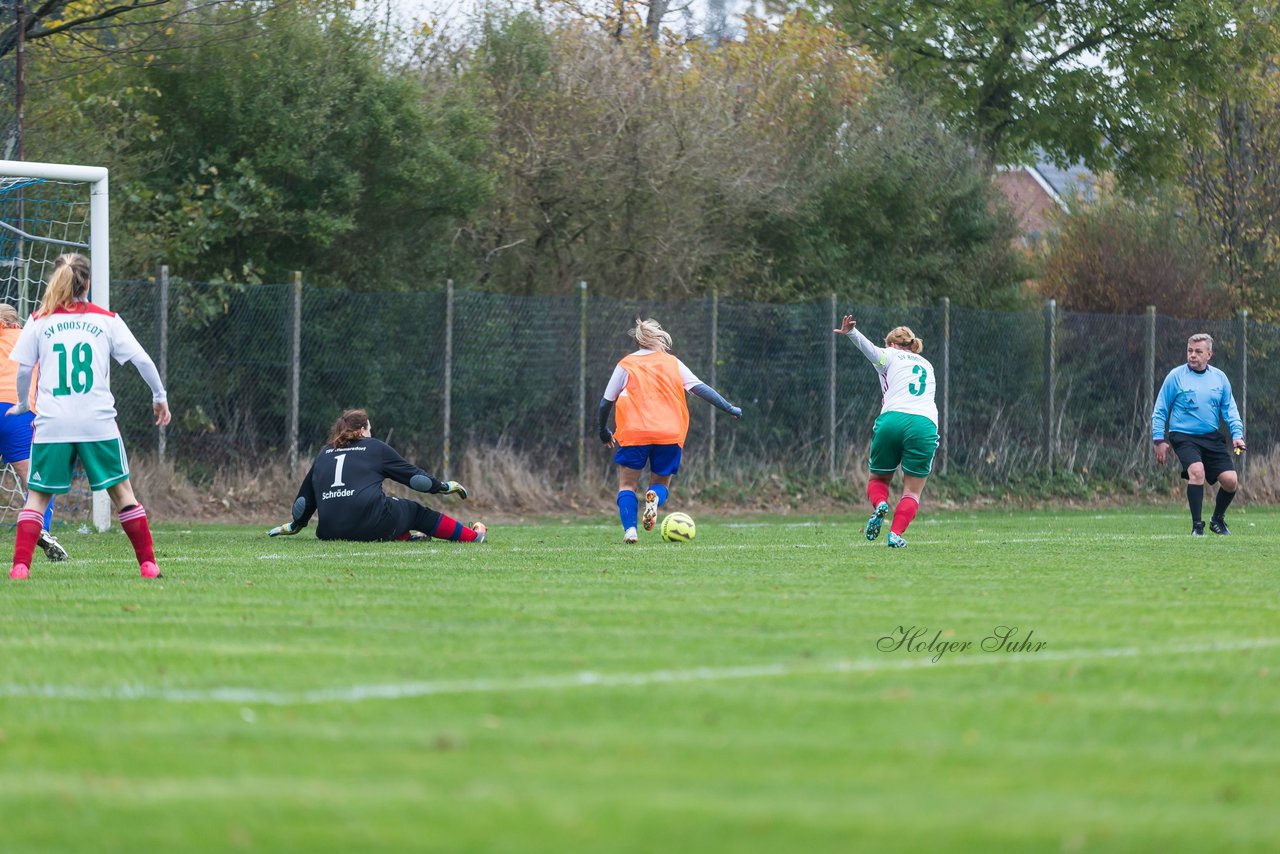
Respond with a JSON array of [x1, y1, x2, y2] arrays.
[[1152, 333, 1246, 536]]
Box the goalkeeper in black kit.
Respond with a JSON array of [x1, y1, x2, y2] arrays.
[[268, 409, 486, 543]]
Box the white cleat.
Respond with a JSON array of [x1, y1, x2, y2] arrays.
[[38, 530, 68, 562], [623, 527, 638, 544], [642, 490, 659, 531]]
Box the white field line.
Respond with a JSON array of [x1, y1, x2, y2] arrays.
[[1, 638, 1277, 707], [970, 534, 1193, 544]]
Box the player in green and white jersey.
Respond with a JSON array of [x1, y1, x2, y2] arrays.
[[836, 315, 939, 548], [6, 253, 171, 580]]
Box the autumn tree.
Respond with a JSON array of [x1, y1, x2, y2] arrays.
[[1039, 185, 1223, 318], [0, 0, 173, 61], [3, 0, 304, 159], [440, 10, 1024, 303], [821, 0, 1273, 181], [746, 81, 1030, 307], [48, 2, 493, 287], [1185, 64, 1280, 321], [442, 11, 871, 296]]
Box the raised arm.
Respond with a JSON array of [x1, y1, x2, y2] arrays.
[[834, 315, 887, 370]]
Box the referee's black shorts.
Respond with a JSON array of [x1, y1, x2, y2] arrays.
[[1168, 431, 1235, 484]]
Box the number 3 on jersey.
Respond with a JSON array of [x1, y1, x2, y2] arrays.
[[909, 364, 928, 397], [51, 342, 94, 396]]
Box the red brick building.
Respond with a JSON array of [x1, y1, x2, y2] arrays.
[[994, 156, 1095, 247]]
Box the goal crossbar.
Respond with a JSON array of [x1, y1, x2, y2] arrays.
[[0, 159, 111, 310]]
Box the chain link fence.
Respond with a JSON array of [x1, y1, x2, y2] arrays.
[[91, 279, 1268, 507]]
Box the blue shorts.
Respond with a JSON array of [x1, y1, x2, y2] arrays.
[[0, 410, 34, 463], [614, 443, 682, 476]]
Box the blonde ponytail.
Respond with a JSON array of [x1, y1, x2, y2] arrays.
[[36, 253, 91, 317], [629, 318, 672, 352], [885, 326, 922, 354]]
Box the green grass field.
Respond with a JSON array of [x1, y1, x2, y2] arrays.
[[1, 507, 1278, 852]]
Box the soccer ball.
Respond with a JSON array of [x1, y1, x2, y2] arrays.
[[660, 512, 696, 543]]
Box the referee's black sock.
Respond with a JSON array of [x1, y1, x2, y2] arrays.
[[1187, 484, 1204, 524], [1213, 487, 1236, 520]]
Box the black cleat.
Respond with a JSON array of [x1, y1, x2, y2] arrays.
[[1209, 517, 1231, 536], [1192, 521, 1206, 537]]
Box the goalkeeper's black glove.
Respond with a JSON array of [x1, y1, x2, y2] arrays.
[[439, 480, 469, 499], [268, 520, 302, 537]]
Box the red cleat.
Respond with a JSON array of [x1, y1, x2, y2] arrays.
[[140, 561, 162, 579], [9, 564, 29, 580]]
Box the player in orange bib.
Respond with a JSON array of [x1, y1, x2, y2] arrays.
[[597, 318, 742, 543], [0, 305, 66, 561]]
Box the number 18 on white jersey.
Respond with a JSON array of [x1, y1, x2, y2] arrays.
[[11, 303, 147, 443]]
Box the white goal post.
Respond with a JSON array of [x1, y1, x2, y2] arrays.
[[0, 159, 113, 531]]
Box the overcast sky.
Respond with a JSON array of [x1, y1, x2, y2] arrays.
[[363, 0, 763, 42]]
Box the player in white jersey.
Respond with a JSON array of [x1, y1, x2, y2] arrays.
[[836, 315, 939, 548], [5, 253, 171, 580]]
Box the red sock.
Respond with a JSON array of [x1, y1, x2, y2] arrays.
[[890, 496, 919, 535], [119, 504, 156, 565], [430, 514, 479, 542], [13, 509, 42, 568], [867, 479, 890, 508]]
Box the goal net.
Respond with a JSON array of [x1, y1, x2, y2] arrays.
[[0, 160, 113, 531]]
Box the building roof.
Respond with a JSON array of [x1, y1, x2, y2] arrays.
[[1032, 155, 1095, 203]]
